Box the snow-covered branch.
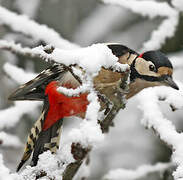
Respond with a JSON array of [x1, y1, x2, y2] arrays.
[[170, 52, 183, 70], [0, 63, 40, 130], [14, 0, 41, 18], [0, 40, 129, 76], [137, 83, 183, 180], [103, 0, 176, 18], [0, 101, 41, 130], [3, 62, 36, 84], [0, 154, 18, 180], [0, 6, 78, 49], [172, 0, 183, 11], [104, 162, 173, 180], [0, 38, 130, 179], [0, 132, 22, 148], [102, 0, 180, 51]]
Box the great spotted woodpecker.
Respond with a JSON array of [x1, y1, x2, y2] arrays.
[[8, 44, 179, 171]]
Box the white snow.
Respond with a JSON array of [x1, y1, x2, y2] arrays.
[[73, 158, 90, 180], [0, 155, 10, 179], [14, 0, 41, 18], [19, 151, 63, 180], [0, 1, 183, 179], [172, 0, 183, 11], [0, 101, 41, 130], [1, 41, 129, 77], [104, 162, 172, 180], [48, 44, 119, 75], [3, 62, 36, 84], [1, 41, 126, 77], [137, 83, 183, 180], [143, 16, 179, 51], [169, 52, 183, 70], [0, 132, 22, 148], [0, 6, 78, 49], [74, 5, 129, 45], [57, 82, 90, 97], [103, 0, 176, 18], [0, 63, 41, 129], [68, 89, 104, 147], [102, 0, 179, 51], [0, 154, 18, 180]]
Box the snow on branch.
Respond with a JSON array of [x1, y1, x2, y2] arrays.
[[3, 62, 36, 84], [0, 63, 40, 130], [0, 6, 78, 49], [16, 67, 129, 180], [137, 82, 183, 180], [14, 0, 41, 18], [143, 16, 178, 51], [0, 40, 41, 61], [170, 52, 183, 70], [103, 162, 173, 180], [172, 0, 183, 11], [103, 0, 176, 18], [0, 40, 129, 76], [0, 40, 130, 179], [102, 0, 180, 51], [0, 101, 40, 130], [0, 132, 22, 148], [0, 154, 18, 180]]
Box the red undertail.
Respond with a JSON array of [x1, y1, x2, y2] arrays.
[[43, 81, 89, 130]]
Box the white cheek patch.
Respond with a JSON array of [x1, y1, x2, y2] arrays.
[[135, 58, 159, 77]]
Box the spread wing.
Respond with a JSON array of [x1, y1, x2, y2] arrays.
[[8, 63, 67, 101]]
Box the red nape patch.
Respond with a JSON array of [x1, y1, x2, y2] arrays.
[[43, 81, 89, 130], [138, 53, 144, 58]]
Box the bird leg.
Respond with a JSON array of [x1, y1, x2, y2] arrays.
[[99, 91, 126, 133], [98, 71, 130, 133]]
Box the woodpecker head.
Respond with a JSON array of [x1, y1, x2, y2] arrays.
[[130, 50, 179, 90], [106, 44, 179, 99]]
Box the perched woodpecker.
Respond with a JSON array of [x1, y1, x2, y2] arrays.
[[8, 44, 179, 171]]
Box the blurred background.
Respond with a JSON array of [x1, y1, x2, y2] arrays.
[[0, 0, 183, 179]]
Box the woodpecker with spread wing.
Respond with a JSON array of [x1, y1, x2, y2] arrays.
[[8, 44, 179, 171]]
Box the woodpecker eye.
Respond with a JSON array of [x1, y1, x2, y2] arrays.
[[149, 64, 156, 72]]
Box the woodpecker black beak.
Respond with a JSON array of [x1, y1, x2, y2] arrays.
[[162, 75, 179, 90]]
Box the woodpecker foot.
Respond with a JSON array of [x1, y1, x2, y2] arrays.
[[71, 143, 91, 161], [35, 171, 48, 180]]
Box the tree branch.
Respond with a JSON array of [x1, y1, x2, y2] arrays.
[[0, 40, 130, 180], [61, 70, 130, 179], [137, 85, 183, 180], [0, 6, 78, 49]]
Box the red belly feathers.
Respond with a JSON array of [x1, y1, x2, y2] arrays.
[[43, 81, 89, 130]]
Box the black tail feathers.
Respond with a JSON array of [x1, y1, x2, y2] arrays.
[[31, 119, 63, 166], [17, 116, 63, 172]]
